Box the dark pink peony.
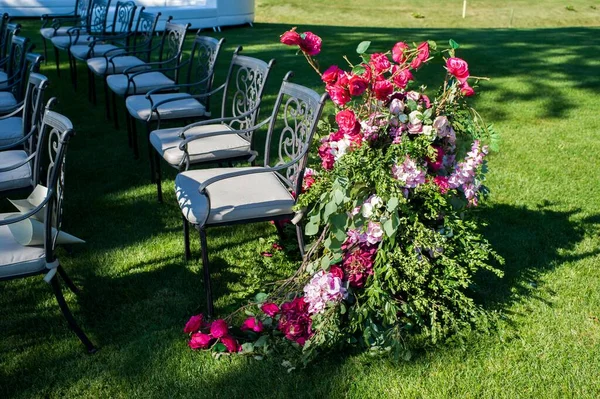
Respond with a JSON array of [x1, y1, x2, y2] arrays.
[[433, 176, 450, 194], [299, 31, 322, 56], [322, 65, 342, 84], [220, 335, 240, 352], [278, 297, 312, 345], [184, 314, 205, 334], [280, 28, 301, 46], [241, 317, 264, 333], [410, 42, 430, 69], [209, 319, 229, 338], [342, 244, 377, 288], [347, 74, 369, 97], [372, 79, 394, 101], [369, 53, 391, 74], [392, 41, 410, 63], [460, 81, 475, 96], [392, 66, 413, 89], [329, 265, 344, 280], [188, 332, 213, 350], [446, 57, 469, 82], [326, 84, 351, 107], [261, 302, 280, 317]]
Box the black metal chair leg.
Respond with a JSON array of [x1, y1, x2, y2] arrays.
[[112, 91, 119, 130], [146, 122, 156, 183], [50, 276, 97, 354], [89, 68, 97, 105], [42, 38, 48, 64], [155, 152, 163, 203], [198, 227, 214, 317], [296, 224, 305, 259], [131, 115, 139, 159], [54, 46, 60, 76], [70, 54, 78, 90], [126, 112, 133, 148], [104, 79, 111, 120], [57, 265, 80, 295], [183, 216, 191, 261]]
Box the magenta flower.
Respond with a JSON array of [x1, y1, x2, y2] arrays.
[[241, 317, 264, 333], [188, 332, 213, 350], [184, 314, 205, 334], [209, 319, 229, 338], [261, 302, 280, 317]]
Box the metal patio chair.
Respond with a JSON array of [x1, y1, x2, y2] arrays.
[[0, 101, 97, 353], [0, 53, 44, 115], [40, 0, 91, 63], [125, 34, 224, 163], [0, 35, 32, 91], [0, 17, 20, 69], [105, 18, 189, 134], [148, 47, 275, 202], [174, 72, 328, 315]]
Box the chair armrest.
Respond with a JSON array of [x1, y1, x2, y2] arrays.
[[177, 101, 259, 136], [123, 56, 185, 75], [0, 103, 24, 119], [145, 76, 212, 99], [0, 126, 36, 151], [0, 151, 35, 172]]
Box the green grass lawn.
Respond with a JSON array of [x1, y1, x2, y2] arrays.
[[1, 1, 600, 397]]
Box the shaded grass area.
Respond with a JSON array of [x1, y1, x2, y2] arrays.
[[1, 9, 600, 399]]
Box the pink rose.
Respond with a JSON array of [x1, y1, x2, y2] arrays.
[[184, 314, 205, 334], [318, 143, 335, 170], [392, 66, 413, 89], [329, 265, 344, 280], [280, 28, 301, 46], [433, 176, 450, 194], [460, 82, 475, 96], [336, 109, 359, 134], [446, 57, 469, 82], [322, 65, 341, 84], [241, 317, 264, 333], [392, 41, 409, 63], [372, 79, 393, 101], [299, 31, 322, 56], [326, 84, 351, 107], [188, 332, 213, 350], [369, 53, 391, 74], [220, 335, 240, 353], [410, 42, 429, 69], [209, 319, 229, 338], [261, 302, 280, 317], [347, 74, 368, 97]]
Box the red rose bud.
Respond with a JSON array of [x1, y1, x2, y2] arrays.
[[446, 57, 470, 83], [392, 66, 414, 89], [372, 79, 393, 101], [209, 319, 229, 338], [188, 332, 213, 349], [392, 41, 410, 63], [280, 28, 301, 46], [183, 314, 205, 334], [326, 84, 351, 107], [299, 31, 322, 56], [335, 109, 359, 134], [220, 335, 240, 353], [241, 317, 264, 333], [347, 74, 369, 97], [460, 81, 475, 96], [410, 42, 430, 70]]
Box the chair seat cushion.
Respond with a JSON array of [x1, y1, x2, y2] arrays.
[[87, 55, 148, 76], [51, 35, 82, 49], [0, 92, 18, 113], [106, 72, 175, 96], [70, 43, 122, 60], [0, 150, 32, 192], [0, 213, 45, 278], [40, 26, 71, 39], [175, 167, 295, 226], [150, 125, 252, 166], [0, 117, 23, 147], [126, 93, 207, 121]]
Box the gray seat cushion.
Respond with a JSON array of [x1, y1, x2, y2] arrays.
[[87, 55, 148, 76], [40, 26, 71, 39], [51, 35, 83, 49], [175, 167, 295, 226], [150, 125, 252, 166], [0, 150, 32, 191], [0, 213, 46, 279], [126, 93, 207, 121], [106, 72, 175, 96], [0, 92, 18, 113], [0, 117, 23, 147], [70, 43, 122, 60]]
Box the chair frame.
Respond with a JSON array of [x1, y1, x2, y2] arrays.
[[0, 18, 20, 68], [177, 72, 328, 315], [0, 52, 44, 116], [40, 0, 91, 62], [151, 46, 275, 201], [127, 34, 224, 173], [0, 100, 97, 353]]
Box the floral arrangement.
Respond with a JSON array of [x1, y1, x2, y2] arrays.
[[184, 28, 503, 363]]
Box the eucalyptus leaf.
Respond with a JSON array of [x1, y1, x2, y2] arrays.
[[356, 41, 371, 54], [449, 39, 460, 49]]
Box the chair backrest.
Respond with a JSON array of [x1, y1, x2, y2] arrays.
[[156, 18, 190, 82], [32, 103, 76, 260], [263, 72, 328, 197], [129, 8, 160, 61], [85, 0, 112, 35], [0, 22, 20, 64], [21, 73, 50, 160], [220, 47, 275, 137], [4, 36, 31, 85], [183, 34, 224, 112], [10, 53, 44, 103], [0, 13, 9, 58], [106, 1, 137, 38], [76, 0, 92, 24]]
